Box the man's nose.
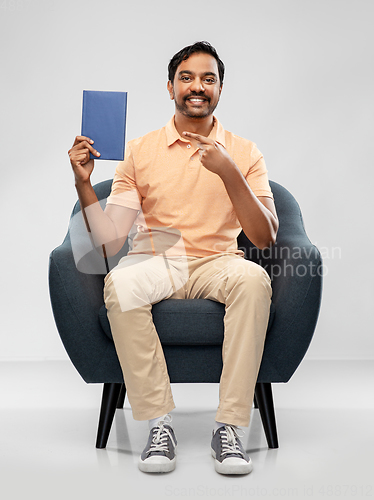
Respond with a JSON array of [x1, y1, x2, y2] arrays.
[[190, 78, 205, 93]]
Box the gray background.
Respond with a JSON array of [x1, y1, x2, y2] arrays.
[[1, 0, 373, 360]]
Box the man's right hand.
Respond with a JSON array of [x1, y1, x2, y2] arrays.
[[68, 135, 101, 184]]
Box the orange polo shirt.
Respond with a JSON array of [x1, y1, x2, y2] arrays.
[[106, 116, 273, 257]]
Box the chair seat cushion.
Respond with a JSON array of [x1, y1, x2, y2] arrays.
[[99, 299, 275, 346]]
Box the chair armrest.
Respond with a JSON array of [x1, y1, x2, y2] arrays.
[[258, 240, 323, 382], [48, 235, 123, 383], [238, 182, 324, 382]]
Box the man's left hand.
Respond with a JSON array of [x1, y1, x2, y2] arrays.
[[183, 131, 235, 177]]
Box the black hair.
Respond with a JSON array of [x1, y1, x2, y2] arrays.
[[168, 41, 225, 85]]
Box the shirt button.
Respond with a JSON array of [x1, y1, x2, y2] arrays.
[[186, 144, 191, 149]]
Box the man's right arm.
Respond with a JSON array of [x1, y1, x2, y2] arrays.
[[68, 136, 138, 257]]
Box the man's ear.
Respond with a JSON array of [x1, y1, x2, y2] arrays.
[[167, 81, 174, 100]]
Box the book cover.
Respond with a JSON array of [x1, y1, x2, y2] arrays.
[[81, 90, 127, 161]]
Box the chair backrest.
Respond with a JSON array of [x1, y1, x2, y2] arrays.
[[237, 180, 312, 264], [71, 179, 113, 217], [70, 178, 312, 275]]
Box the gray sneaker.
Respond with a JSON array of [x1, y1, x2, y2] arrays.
[[211, 425, 253, 475], [138, 414, 177, 473]]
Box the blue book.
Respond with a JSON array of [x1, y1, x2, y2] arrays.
[[81, 90, 127, 161]]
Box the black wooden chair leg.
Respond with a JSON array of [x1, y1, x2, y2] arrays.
[[254, 382, 279, 449], [96, 383, 122, 449], [116, 384, 127, 409]]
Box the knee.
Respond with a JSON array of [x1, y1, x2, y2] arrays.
[[103, 268, 122, 310], [228, 261, 272, 298], [103, 266, 142, 311]]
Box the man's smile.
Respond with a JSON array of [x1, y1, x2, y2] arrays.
[[185, 96, 209, 105]]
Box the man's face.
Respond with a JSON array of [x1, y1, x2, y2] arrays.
[[167, 52, 222, 119]]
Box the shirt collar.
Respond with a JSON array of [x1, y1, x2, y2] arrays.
[[165, 116, 226, 148]]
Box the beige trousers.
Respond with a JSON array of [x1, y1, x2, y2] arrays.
[[103, 252, 272, 427]]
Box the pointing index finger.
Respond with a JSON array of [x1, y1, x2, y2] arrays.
[[182, 131, 211, 145]]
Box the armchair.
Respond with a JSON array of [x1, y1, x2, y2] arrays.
[[48, 179, 322, 449]]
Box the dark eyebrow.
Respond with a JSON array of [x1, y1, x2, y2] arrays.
[[202, 72, 218, 78], [178, 70, 218, 78]]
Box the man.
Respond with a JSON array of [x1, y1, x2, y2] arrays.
[[68, 41, 278, 475]]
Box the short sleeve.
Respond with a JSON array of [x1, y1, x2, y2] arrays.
[[106, 142, 142, 211], [245, 144, 273, 199]]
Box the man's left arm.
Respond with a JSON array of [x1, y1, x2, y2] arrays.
[[183, 132, 278, 250]]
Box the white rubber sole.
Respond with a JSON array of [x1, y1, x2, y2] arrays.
[[138, 454, 177, 473], [211, 448, 253, 475]]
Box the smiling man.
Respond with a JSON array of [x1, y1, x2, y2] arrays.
[[69, 41, 278, 475], [168, 51, 222, 123]]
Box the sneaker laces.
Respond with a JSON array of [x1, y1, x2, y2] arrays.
[[219, 425, 246, 458], [147, 414, 176, 455]]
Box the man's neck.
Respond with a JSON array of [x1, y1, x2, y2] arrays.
[[173, 113, 215, 138]]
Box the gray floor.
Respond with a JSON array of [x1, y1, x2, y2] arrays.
[[1, 360, 373, 500]]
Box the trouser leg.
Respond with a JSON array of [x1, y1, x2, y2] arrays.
[[103, 254, 188, 420], [186, 254, 272, 427]]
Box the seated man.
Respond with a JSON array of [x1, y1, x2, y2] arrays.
[[68, 41, 278, 475]]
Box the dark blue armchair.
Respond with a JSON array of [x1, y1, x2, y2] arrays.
[[48, 179, 322, 449]]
